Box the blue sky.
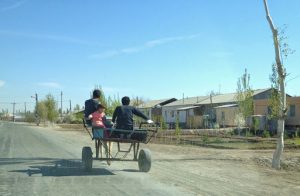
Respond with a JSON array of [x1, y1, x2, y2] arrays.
[[0, 0, 300, 113]]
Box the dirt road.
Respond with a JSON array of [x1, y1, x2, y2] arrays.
[[0, 121, 299, 196]]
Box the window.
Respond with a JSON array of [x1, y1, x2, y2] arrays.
[[171, 111, 174, 118], [221, 111, 225, 121], [289, 105, 296, 117]]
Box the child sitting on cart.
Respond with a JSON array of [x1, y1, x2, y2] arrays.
[[88, 104, 112, 164], [88, 104, 109, 138]]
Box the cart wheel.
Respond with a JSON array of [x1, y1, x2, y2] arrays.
[[82, 146, 93, 172], [138, 148, 151, 172]]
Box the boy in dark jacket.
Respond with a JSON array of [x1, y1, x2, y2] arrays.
[[84, 89, 101, 126], [112, 96, 153, 132]]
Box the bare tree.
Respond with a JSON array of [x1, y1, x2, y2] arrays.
[[263, 0, 287, 169]]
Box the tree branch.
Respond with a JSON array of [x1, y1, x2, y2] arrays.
[[263, 0, 284, 79]]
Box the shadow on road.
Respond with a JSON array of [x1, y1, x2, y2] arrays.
[[0, 157, 57, 166], [154, 157, 243, 162], [121, 169, 140, 172], [6, 158, 115, 177]]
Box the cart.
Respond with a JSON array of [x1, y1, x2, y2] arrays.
[[82, 119, 158, 172]]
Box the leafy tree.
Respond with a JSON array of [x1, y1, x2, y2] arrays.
[[106, 96, 121, 116], [92, 85, 121, 116], [92, 85, 108, 107], [131, 96, 146, 107], [268, 64, 281, 119], [44, 94, 59, 122], [74, 104, 81, 111], [37, 101, 47, 124], [175, 117, 181, 143], [253, 117, 260, 136], [236, 69, 254, 122], [25, 112, 35, 123], [153, 115, 167, 130]]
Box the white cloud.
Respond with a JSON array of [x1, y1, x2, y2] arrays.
[[0, 0, 27, 12], [0, 30, 99, 46], [145, 34, 199, 48], [0, 80, 5, 87], [90, 33, 201, 59], [37, 82, 61, 89]]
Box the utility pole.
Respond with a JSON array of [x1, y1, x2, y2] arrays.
[[60, 91, 63, 118], [24, 102, 27, 114], [12, 102, 16, 122], [69, 99, 72, 113], [32, 93, 39, 126], [210, 93, 213, 128], [35, 93, 39, 126]]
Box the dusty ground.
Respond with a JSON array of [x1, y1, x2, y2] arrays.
[[1, 121, 299, 195]]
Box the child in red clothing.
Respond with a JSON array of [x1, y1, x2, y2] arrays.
[[88, 104, 106, 128], [89, 104, 112, 164]]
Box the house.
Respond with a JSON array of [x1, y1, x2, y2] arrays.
[[138, 98, 177, 121], [286, 96, 300, 127], [215, 104, 239, 127], [254, 96, 300, 127], [213, 88, 274, 128], [162, 96, 210, 128], [162, 88, 273, 128]]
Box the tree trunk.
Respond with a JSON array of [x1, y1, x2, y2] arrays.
[[263, 0, 286, 169], [272, 119, 284, 168]]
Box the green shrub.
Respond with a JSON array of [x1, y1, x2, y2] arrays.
[[246, 130, 253, 137], [175, 117, 181, 142], [262, 130, 271, 138], [25, 112, 36, 123], [213, 137, 223, 143], [296, 129, 299, 138], [202, 135, 209, 144], [284, 132, 289, 140]]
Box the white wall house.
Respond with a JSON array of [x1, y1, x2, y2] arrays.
[[162, 96, 209, 125]]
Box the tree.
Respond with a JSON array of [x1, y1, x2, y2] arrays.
[[175, 117, 181, 144], [36, 102, 47, 124], [268, 64, 281, 119], [74, 104, 81, 111], [263, 0, 289, 169], [92, 86, 121, 116], [131, 96, 146, 107], [236, 69, 254, 123], [105, 96, 121, 116], [44, 94, 59, 123], [93, 85, 109, 108]]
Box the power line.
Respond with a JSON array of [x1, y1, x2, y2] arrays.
[[0, 102, 35, 104], [286, 74, 300, 83]]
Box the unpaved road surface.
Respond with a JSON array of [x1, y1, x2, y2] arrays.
[[0, 121, 299, 196]]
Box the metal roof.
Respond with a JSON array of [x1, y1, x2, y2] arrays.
[[214, 104, 238, 109], [164, 88, 271, 107], [138, 98, 177, 108], [163, 96, 210, 107], [177, 106, 200, 111]]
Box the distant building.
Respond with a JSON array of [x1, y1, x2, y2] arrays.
[[138, 98, 177, 121], [215, 104, 238, 127], [254, 96, 300, 128], [162, 88, 273, 128]]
